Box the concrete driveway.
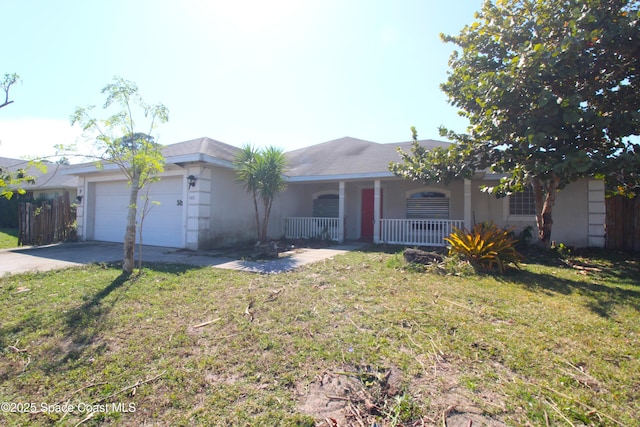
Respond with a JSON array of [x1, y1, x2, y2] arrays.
[[0, 241, 365, 275]]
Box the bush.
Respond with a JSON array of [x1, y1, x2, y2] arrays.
[[445, 222, 524, 274]]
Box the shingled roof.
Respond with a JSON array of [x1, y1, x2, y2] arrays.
[[65, 135, 452, 179], [284, 136, 451, 179], [0, 157, 78, 190], [162, 137, 240, 163]]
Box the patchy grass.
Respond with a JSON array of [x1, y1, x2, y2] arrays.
[[0, 228, 19, 249], [0, 248, 638, 426]]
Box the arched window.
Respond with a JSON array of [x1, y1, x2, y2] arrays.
[[313, 194, 339, 217], [406, 191, 449, 219]]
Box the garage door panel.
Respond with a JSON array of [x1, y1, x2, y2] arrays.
[[93, 177, 184, 247]]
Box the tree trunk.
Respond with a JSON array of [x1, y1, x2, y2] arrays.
[[252, 190, 261, 243], [260, 197, 270, 243], [123, 174, 140, 274], [532, 174, 560, 246]]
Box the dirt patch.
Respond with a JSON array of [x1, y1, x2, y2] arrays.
[[297, 365, 403, 425], [298, 362, 509, 426], [413, 360, 509, 426]]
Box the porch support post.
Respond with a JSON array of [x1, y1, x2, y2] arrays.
[[374, 179, 381, 243], [464, 178, 472, 229], [338, 181, 345, 242]]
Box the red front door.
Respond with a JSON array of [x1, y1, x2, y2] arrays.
[[361, 188, 382, 240]]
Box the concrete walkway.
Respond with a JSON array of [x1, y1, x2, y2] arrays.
[[0, 241, 367, 276]]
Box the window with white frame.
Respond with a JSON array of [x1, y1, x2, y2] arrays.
[[406, 191, 449, 219], [509, 186, 536, 216]]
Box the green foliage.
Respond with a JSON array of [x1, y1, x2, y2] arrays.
[[389, 126, 474, 185], [234, 144, 288, 242], [0, 167, 36, 200], [390, 0, 640, 243], [71, 77, 168, 273], [71, 77, 168, 188], [382, 393, 422, 426], [1, 72, 19, 109], [445, 222, 524, 274], [552, 241, 572, 258], [512, 225, 534, 249], [437, 253, 476, 276], [600, 142, 640, 197]]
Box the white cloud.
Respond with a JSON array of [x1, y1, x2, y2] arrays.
[[0, 118, 85, 161]]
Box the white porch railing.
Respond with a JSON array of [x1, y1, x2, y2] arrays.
[[285, 217, 342, 241], [379, 219, 464, 246]]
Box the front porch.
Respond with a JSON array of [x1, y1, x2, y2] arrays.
[[281, 178, 471, 247], [284, 217, 464, 246]]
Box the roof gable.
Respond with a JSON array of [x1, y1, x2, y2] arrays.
[[285, 136, 451, 178], [162, 137, 241, 163]]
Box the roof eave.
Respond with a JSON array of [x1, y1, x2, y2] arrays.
[[285, 171, 396, 183], [165, 154, 234, 168], [62, 154, 235, 175]]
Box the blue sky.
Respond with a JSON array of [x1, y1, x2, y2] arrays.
[[1, 0, 483, 160]]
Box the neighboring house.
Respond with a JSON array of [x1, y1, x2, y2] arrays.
[[0, 157, 78, 200], [66, 136, 606, 250]]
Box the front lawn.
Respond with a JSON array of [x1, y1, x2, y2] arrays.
[[0, 248, 638, 426], [0, 228, 19, 249]]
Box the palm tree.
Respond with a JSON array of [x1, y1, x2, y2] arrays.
[[255, 146, 288, 243], [234, 145, 262, 240], [234, 145, 288, 243]]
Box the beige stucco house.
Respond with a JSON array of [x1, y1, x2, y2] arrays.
[[66, 136, 606, 249]]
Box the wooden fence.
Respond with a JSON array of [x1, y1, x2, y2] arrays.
[[18, 192, 76, 246], [606, 195, 640, 252]]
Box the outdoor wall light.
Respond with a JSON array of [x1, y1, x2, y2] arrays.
[[187, 175, 197, 189], [75, 195, 83, 204]]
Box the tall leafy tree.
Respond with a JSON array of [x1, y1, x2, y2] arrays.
[[390, 0, 640, 244], [72, 77, 168, 273], [234, 145, 288, 243]]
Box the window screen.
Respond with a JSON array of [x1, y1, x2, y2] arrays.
[[406, 192, 449, 219], [313, 194, 339, 217]]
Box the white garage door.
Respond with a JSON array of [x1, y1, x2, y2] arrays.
[[93, 176, 185, 247]]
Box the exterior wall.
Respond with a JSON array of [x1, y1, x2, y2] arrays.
[[345, 183, 360, 239], [32, 188, 78, 200], [538, 180, 589, 247], [185, 165, 212, 250], [75, 178, 86, 240], [471, 177, 603, 248], [271, 184, 310, 238], [206, 166, 257, 248]]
